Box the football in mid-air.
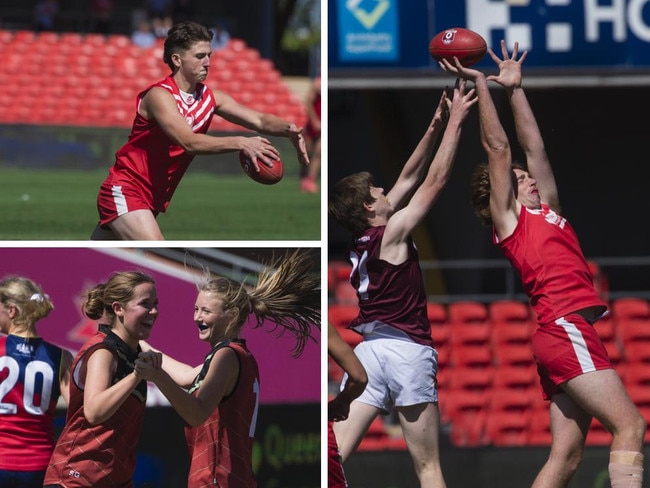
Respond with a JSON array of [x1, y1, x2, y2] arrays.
[[429, 28, 487, 67], [239, 151, 284, 185]]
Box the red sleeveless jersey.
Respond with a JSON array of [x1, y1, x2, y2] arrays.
[[101, 76, 217, 214], [347, 226, 433, 347], [44, 326, 147, 487], [0, 335, 65, 471], [496, 204, 606, 325], [185, 339, 259, 488]]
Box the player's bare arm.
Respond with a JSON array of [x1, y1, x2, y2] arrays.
[[216, 90, 310, 166], [136, 347, 238, 426], [489, 40, 560, 212], [382, 80, 476, 263], [82, 349, 142, 424], [328, 323, 367, 422], [385, 89, 449, 211]]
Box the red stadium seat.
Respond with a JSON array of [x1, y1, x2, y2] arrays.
[[442, 390, 488, 447], [623, 363, 650, 387], [527, 406, 552, 446], [492, 365, 537, 391], [617, 320, 650, 345], [488, 387, 533, 415], [612, 298, 650, 321], [489, 300, 531, 323], [450, 344, 492, 368], [586, 419, 612, 446], [491, 321, 531, 347], [449, 323, 490, 347], [483, 410, 531, 446], [493, 342, 535, 368], [448, 366, 494, 392], [623, 342, 650, 363], [448, 301, 488, 325]]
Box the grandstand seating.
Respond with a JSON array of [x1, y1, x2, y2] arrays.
[[327, 288, 650, 449], [0, 30, 306, 129]]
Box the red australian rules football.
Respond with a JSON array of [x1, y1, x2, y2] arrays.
[[239, 150, 284, 185], [429, 27, 487, 67]]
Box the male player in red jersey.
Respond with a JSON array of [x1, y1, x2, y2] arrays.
[[328, 81, 476, 488], [441, 41, 646, 488], [90, 20, 309, 240], [328, 322, 367, 488], [0, 276, 72, 488]]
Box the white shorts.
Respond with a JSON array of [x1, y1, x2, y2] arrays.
[[341, 322, 439, 413]]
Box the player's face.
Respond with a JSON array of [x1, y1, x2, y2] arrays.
[[194, 291, 230, 344], [114, 283, 159, 343], [178, 41, 212, 83], [514, 168, 541, 209], [368, 185, 393, 217]]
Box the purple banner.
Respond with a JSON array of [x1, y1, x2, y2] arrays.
[[0, 248, 320, 404]]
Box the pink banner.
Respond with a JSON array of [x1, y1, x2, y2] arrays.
[[0, 248, 320, 404]]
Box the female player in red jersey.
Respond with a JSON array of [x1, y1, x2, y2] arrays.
[[441, 41, 646, 487], [44, 271, 160, 488], [135, 250, 320, 488], [0, 276, 73, 488], [90, 20, 309, 240], [328, 322, 367, 488]]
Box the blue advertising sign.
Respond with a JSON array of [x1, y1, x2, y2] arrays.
[[329, 0, 650, 71], [337, 0, 400, 61]]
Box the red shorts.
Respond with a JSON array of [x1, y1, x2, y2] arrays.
[[97, 181, 157, 226], [532, 313, 613, 400], [328, 421, 347, 488]]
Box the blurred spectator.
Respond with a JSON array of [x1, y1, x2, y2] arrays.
[[131, 19, 156, 48], [89, 0, 114, 34], [588, 261, 610, 303], [172, 0, 196, 23], [145, 0, 173, 37], [210, 21, 230, 51], [33, 0, 59, 32], [300, 76, 321, 193]]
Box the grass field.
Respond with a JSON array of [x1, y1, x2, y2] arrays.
[[0, 167, 321, 240]]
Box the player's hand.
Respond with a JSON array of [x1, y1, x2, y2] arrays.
[[439, 57, 485, 83], [240, 136, 281, 172], [486, 40, 527, 89], [432, 88, 450, 127], [328, 396, 351, 422], [287, 124, 310, 166]]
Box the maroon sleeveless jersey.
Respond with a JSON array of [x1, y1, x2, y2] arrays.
[[185, 339, 259, 488], [348, 226, 433, 347]]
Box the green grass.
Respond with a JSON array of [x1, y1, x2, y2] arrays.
[[0, 167, 321, 240]]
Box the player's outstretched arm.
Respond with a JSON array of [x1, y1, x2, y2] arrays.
[[489, 40, 559, 212], [139, 341, 201, 388], [385, 89, 450, 211], [383, 79, 476, 255]]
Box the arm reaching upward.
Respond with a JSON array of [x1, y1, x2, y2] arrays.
[[488, 40, 559, 212], [385, 89, 450, 210], [381, 79, 477, 264]]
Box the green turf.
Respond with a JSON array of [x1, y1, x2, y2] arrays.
[[0, 168, 321, 240]]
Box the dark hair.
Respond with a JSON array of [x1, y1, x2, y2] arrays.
[[470, 162, 527, 226], [163, 21, 213, 70], [84, 271, 156, 325], [198, 250, 320, 357], [328, 171, 376, 236]]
